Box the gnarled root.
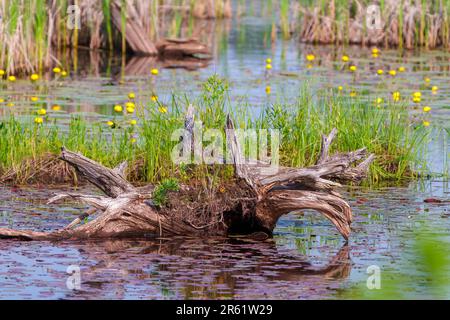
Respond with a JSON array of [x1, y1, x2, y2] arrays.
[[262, 190, 352, 239], [0, 111, 373, 241]]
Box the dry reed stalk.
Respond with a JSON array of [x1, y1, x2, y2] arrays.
[[0, 0, 232, 73], [299, 0, 450, 49]]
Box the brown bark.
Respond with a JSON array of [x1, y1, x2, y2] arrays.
[[0, 110, 373, 242]]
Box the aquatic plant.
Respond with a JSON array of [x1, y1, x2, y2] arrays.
[[152, 178, 180, 207]]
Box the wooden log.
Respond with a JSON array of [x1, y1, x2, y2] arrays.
[[110, 0, 158, 55], [0, 110, 374, 241], [156, 38, 211, 57], [59, 148, 135, 198]]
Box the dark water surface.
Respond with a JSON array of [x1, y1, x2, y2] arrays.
[[1, 4, 449, 299]]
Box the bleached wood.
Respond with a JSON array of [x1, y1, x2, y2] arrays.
[[0, 117, 373, 241]]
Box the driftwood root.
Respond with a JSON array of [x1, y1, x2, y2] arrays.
[[0, 112, 373, 241]]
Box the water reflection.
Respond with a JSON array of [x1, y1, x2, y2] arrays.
[[0, 237, 351, 299], [0, 179, 448, 299], [125, 55, 211, 75], [84, 238, 351, 299]]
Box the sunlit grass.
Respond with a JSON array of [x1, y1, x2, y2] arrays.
[[0, 75, 431, 184]]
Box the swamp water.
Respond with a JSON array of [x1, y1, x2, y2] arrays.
[[0, 181, 448, 299], [0, 12, 449, 299]]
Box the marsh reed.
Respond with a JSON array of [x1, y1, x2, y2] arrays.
[[0, 0, 232, 74], [0, 76, 430, 185]]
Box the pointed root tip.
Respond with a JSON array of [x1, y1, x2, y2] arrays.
[[339, 224, 351, 240]]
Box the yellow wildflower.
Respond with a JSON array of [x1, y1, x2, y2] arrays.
[[128, 92, 135, 99], [151, 95, 158, 102], [341, 55, 349, 62], [107, 120, 115, 127], [371, 47, 379, 55], [34, 117, 43, 124], [423, 121, 430, 127], [266, 63, 272, 70], [37, 108, 46, 115], [424, 77, 431, 83], [151, 68, 159, 75], [392, 91, 401, 102], [389, 70, 396, 76], [350, 91, 357, 97], [8, 75, 16, 82], [412, 92, 421, 102], [129, 119, 137, 125], [349, 65, 357, 72], [0, 70, 5, 76], [431, 86, 438, 92], [30, 74, 39, 81], [266, 58, 272, 64], [306, 54, 315, 61], [30, 96, 39, 102], [114, 105, 123, 112], [265, 86, 271, 94], [423, 106, 431, 113], [398, 66, 405, 72], [53, 67, 61, 74], [125, 102, 135, 113], [52, 105, 61, 111], [61, 71, 68, 77], [158, 106, 168, 113], [338, 86, 343, 91], [377, 69, 384, 75]]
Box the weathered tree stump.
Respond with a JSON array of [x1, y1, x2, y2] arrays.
[[156, 38, 211, 58], [0, 108, 373, 241]]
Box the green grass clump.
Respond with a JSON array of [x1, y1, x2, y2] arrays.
[[260, 86, 429, 181], [0, 76, 430, 185], [152, 178, 180, 207]]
